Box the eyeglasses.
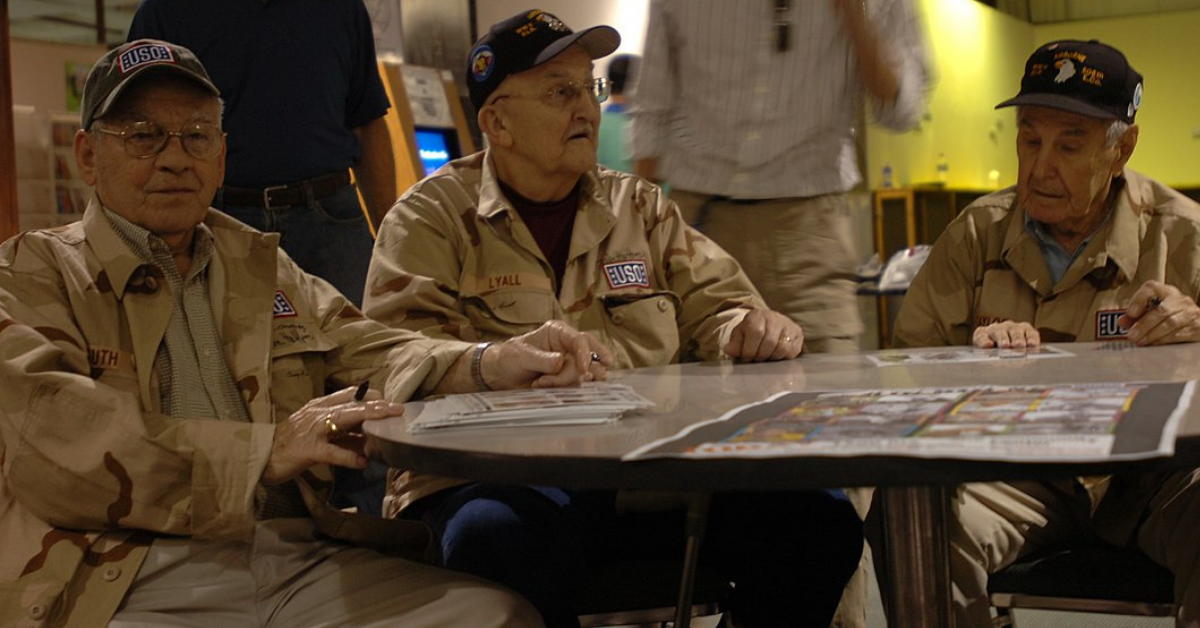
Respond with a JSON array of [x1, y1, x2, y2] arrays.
[[96, 121, 226, 159], [775, 0, 790, 53], [491, 77, 611, 109]]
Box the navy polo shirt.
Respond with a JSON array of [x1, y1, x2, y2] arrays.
[[128, 0, 391, 188]]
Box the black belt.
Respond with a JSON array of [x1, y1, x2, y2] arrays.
[[708, 194, 770, 206], [219, 170, 352, 209]]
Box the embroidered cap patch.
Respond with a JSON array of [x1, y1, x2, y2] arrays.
[[118, 42, 177, 74]]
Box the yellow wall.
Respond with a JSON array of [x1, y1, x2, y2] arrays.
[[867, 0, 1032, 191], [1036, 10, 1200, 188], [866, 1, 1200, 191]]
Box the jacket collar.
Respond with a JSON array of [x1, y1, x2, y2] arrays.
[[1001, 169, 1146, 294], [476, 149, 610, 220], [83, 196, 280, 299]]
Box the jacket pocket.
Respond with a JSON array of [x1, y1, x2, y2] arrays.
[[463, 290, 556, 340], [600, 291, 682, 367], [0, 578, 65, 628], [270, 320, 340, 412]]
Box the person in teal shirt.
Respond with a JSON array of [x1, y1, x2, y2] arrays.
[[596, 54, 638, 172]]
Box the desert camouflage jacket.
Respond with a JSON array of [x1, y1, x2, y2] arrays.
[[364, 151, 767, 514], [894, 169, 1200, 348], [0, 199, 470, 628], [893, 169, 1200, 544]]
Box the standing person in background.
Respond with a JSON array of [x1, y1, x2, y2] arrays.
[[629, 0, 930, 355], [596, 53, 639, 173], [127, 0, 395, 308], [629, 3, 930, 625]]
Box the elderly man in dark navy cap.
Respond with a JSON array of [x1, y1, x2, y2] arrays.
[[363, 9, 863, 628], [893, 39, 1200, 627]]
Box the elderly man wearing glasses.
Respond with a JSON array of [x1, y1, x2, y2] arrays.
[[362, 9, 863, 628], [0, 38, 638, 628]]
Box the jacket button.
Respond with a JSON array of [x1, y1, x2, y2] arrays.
[[103, 566, 121, 581], [657, 299, 669, 312], [612, 313, 625, 326], [29, 605, 47, 619]]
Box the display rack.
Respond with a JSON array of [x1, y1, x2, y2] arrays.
[[866, 186, 991, 347], [13, 107, 87, 232]]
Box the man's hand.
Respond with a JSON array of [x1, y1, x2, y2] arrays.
[[724, 309, 804, 361], [483, 320, 612, 389], [262, 384, 404, 485], [1119, 280, 1200, 346], [972, 320, 1040, 349]]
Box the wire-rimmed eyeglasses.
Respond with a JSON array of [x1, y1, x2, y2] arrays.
[[96, 120, 226, 159], [490, 77, 611, 109]]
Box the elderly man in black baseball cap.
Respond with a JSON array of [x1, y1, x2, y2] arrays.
[[892, 39, 1200, 627], [364, 8, 862, 628]]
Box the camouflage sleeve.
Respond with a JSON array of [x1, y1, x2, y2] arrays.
[[892, 220, 978, 348], [647, 188, 765, 360], [0, 253, 267, 540], [364, 191, 478, 343], [294, 248, 472, 400]]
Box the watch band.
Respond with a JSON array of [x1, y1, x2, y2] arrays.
[[471, 342, 493, 391]]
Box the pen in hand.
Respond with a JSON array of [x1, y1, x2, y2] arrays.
[[354, 380, 370, 402]]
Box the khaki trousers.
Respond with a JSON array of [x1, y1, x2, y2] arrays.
[[109, 518, 543, 628], [952, 470, 1200, 628], [671, 189, 864, 354], [673, 189, 868, 626]]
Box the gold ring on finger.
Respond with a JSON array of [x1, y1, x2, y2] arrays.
[[324, 413, 340, 440], [782, 335, 793, 343]]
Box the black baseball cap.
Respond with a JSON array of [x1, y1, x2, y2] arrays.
[[81, 39, 220, 130], [996, 40, 1143, 123], [466, 9, 620, 111]]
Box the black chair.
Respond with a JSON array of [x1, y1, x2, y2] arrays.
[[578, 493, 731, 628], [989, 545, 1175, 627]]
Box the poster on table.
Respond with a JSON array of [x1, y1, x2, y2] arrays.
[[624, 381, 1194, 463]]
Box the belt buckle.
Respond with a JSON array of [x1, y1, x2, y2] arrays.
[[262, 184, 289, 209]]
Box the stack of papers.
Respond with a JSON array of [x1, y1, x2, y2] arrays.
[[407, 383, 654, 433]]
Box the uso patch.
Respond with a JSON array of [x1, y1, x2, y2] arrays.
[[273, 290, 298, 318], [1095, 308, 1128, 340], [603, 260, 650, 289], [118, 42, 176, 74]]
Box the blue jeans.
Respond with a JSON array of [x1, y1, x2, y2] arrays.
[[215, 184, 373, 306], [403, 485, 863, 628]]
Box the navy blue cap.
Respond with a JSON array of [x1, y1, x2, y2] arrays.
[[996, 40, 1143, 123], [467, 9, 620, 111]]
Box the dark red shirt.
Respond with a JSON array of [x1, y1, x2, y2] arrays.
[[499, 180, 580, 294]]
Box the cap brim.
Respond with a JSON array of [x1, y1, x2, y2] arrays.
[[534, 25, 621, 67], [994, 93, 1118, 120], [91, 64, 220, 127]]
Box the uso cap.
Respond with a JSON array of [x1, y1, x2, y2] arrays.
[[81, 39, 220, 130], [467, 9, 620, 111], [996, 40, 1143, 123]]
